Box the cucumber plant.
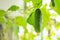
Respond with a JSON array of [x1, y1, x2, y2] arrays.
[[26, 0, 50, 33], [26, 0, 42, 33], [0, 5, 20, 40], [0, 10, 7, 40], [0, 0, 60, 40], [10, 0, 60, 40]]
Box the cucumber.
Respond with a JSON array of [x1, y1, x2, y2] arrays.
[[51, 0, 55, 7], [34, 9, 41, 33]]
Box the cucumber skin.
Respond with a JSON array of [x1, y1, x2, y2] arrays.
[[34, 9, 41, 33]]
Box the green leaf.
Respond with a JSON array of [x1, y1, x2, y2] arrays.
[[27, 12, 34, 26], [24, 0, 30, 2], [14, 16, 27, 27], [55, 23, 60, 30], [32, 0, 42, 8], [27, 33, 35, 40], [57, 38, 60, 40], [0, 10, 6, 23], [41, 5, 50, 30], [8, 5, 19, 11], [0, 17, 5, 23], [54, 0, 60, 15], [0, 10, 6, 17]]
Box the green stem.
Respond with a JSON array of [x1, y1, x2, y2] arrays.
[[0, 24, 2, 40]]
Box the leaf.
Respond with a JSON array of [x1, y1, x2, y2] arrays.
[[0, 10, 6, 17], [41, 5, 50, 30], [27, 12, 34, 26], [57, 38, 60, 40], [51, 32, 55, 36], [32, 0, 42, 8], [55, 23, 60, 30], [24, 0, 30, 2], [54, 0, 60, 15], [0, 10, 7, 23], [14, 16, 27, 28], [0, 17, 4, 23], [46, 36, 51, 40], [27, 33, 35, 40], [8, 5, 19, 11]]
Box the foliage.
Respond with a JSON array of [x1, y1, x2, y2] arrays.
[[24, 0, 30, 2], [0, 5, 20, 40], [8, 5, 19, 11], [27, 12, 34, 26], [0, 0, 60, 40], [41, 5, 50, 30], [0, 10, 6, 17], [57, 38, 60, 40], [27, 3, 50, 32], [55, 22, 60, 30], [31, 0, 42, 8], [14, 16, 27, 28], [0, 10, 6, 23], [54, 0, 60, 15]]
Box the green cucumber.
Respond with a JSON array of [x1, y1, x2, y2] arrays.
[[34, 9, 42, 33], [51, 0, 55, 7]]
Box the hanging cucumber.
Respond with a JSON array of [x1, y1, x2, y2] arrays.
[[51, 0, 55, 7], [34, 9, 42, 33]]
